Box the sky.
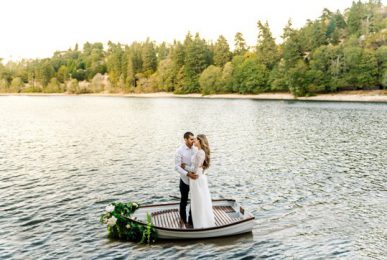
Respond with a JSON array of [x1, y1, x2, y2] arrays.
[[0, 0, 383, 61]]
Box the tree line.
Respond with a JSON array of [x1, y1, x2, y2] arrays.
[[0, 0, 385, 96]]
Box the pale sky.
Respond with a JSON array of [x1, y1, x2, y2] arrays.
[[0, 0, 383, 61]]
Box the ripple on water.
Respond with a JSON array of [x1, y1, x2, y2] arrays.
[[0, 96, 386, 259]]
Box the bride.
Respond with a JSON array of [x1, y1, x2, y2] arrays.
[[182, 134, 215, 228]]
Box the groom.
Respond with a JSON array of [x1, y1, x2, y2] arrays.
[[175, 132, 198, 226]]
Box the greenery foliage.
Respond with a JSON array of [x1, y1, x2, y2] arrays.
[[0, 1, 385, 96], [99, 202, 158, 244]]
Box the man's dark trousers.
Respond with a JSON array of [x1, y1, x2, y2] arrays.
[[179, 179, 192, 224]]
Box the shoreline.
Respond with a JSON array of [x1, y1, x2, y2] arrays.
[[1, 90, 386, 103]]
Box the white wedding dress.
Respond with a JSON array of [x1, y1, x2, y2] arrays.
[[186, 149, 215, 228]]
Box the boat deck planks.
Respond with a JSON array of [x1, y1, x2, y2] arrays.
[[151, 206, 243, 229]]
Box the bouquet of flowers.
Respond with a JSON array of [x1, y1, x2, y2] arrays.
[[100, 201, 158, 244]]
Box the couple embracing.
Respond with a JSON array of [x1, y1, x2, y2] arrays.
[[175, 132, 215, 229]]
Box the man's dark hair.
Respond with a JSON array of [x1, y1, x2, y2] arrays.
[[184, 132, 194, 139]]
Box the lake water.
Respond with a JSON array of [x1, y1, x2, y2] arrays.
[[0, 96, 386, 259]]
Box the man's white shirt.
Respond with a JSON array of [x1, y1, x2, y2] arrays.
[[175, 144, 197, 185]]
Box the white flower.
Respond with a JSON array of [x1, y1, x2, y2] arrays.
[[105, 204, 115, 213], [132, 203, 138, 207], [107, 216, 117, 226], [126, 224, 131, 229]]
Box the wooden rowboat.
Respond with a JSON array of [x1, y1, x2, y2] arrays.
[[130, 199, 255, 239]]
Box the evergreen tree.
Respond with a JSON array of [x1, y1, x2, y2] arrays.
[[106, 42, 125, 87], [183, 33, 211, 93], [234, 32, 247, 56], [375, 46, 387, 88], [342, 46, 378, 88], [142, 39, 157, 77], [256, 21, 280, 70], [156, 42, 169, 62], [213, 35, 231, 67], [156, 58, 175, 91]]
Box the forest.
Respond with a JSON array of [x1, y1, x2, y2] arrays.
[[0, 0, 385, 96]]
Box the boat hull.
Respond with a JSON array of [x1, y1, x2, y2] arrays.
[[131, 199, 255, 240], [157, 219, 254, 239]]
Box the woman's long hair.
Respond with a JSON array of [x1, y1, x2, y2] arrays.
[[197, 134, 210, 169]]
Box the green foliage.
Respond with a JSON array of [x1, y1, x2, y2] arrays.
[[199, 65, 223, 95], [82, 42, 106, 80], [233, 55, 270, 94], [213, 35, 231, 67], [234, 32, 248, 56], [100, 202, 158, 244], [287, 60, 310, 97], [282, 20, 303, 70], [346, 0, 384, 37], [269, 60, 288, 91], [156, 42, 169, 62], [0, 1, 384, 96], [156, 58, 175, 92], [308, 45, 334, 92], [299, 20, 328, 51], [173, 66, 186, 94], [0, 78, 10, 91], [375, 46, 387, 88], [136, 74, 159, 93], [35, 59, 55, 87], [221, 62, 234, 93], [182, 33, 212, 93], [10, 77, 24, 92], [57, 65, 69, 83], [106, 42, 125, 87], [256, 21, 280, 70], [66, 79, 80, 94], [44, 77, 64, 93], [142, 39, 157, 77], [342, 46, 378, 88]]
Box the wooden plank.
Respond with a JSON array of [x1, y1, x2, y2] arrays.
[[151, 212, 158, 227], [153, 206, 243, 229], [157, 211, 165, 227], [162, 210, 170, 228], [171, 210, 181, 229], [213, 207, 228, 225], [165, 210, 174, 228], [218, 206, 237, 223], [161, 210, 169, 227], [152, 214, 158, 227], [213, 211, 222, 227], [159, 209, 176, 229], [168, 210, 176, 228], [221, 207, 236, 223], [213, 207, 224, 225], [156, 214, 162, 227], [211, 207, 223, 226], [222, 206, 236, 213], [166, 210, 176, 229], [178, 211, 187, 229], [216, 206, 231, 223], [215, 206, 233, 224], [168, 211, 177, 229], [173, 210, 185, 229]]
